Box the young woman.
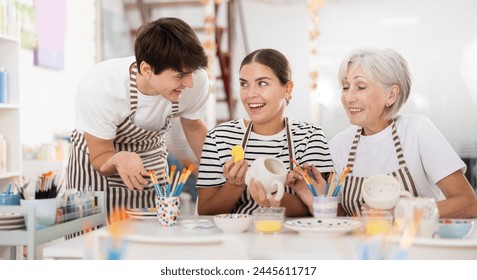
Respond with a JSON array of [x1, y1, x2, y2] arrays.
[[196, 49, 333, 216]]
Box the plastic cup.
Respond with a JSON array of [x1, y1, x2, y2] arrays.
[[362, 210, 393, 236], [155, 196, 181, 226], [252, 207, 285, 234], [312, 195, 338, 218], [20, 198, 58, 226]]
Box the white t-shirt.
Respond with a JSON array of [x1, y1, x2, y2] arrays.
[[329, 114, 466, 200], [74, 56, 210, 140]]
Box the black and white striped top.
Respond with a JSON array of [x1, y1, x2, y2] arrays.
[[196, 118, 333, 214]]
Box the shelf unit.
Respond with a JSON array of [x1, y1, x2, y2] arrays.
[[0, 33, 21, 189], [0, 192, 106, 260]]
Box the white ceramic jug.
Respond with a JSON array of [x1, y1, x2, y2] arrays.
[[245, 157, 286, 201], [394, 197, 439, 238]]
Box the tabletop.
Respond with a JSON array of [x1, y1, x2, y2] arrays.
[[41, 215, 477, 260]]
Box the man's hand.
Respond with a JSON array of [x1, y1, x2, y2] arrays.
[[100, 151, 149, 190]]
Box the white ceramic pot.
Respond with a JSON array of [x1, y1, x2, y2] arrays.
[[362, 174, 411, 210], [245, 157, 286, 201]]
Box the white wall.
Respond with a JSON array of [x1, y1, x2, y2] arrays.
[[231, 0, 311, 123], [233, 0, 477, 158], [19, 0, 477, 159], [317, 0, 477, 157], [19, 0, 96, 146]]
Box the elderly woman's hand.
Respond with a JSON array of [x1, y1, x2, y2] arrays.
[[288, 163, 327, 212]]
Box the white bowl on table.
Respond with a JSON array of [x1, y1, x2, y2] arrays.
[[213, 214, 253, 234]]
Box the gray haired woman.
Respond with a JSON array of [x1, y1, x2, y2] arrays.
[[327, 48, 477, 217]]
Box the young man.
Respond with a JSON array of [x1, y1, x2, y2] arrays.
[[67, 17, 209, 221]]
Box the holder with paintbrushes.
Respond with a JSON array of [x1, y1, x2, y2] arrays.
[[148, 164, 195, 198], [149, 164, 195, 226], [30, 169, 66, 200]]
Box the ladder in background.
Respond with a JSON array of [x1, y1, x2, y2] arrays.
[[122, 0, 236, 123]]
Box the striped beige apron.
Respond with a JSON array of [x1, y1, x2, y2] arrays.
[[67, 64, 178, 222], [232, 117, 296, 214], [341, 121, 419, 216]]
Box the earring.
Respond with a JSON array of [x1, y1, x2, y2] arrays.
[[285, 98, 290, 105]]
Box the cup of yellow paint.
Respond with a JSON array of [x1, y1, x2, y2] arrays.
[[252, 207, 285, 234], [362, 210, 393, 236]]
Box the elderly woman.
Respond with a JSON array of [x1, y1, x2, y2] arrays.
[[292, 48, 477, 218]]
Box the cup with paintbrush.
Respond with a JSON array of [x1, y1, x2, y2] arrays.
[[312, 167, 350, 218], [149, 165, 195, 226]]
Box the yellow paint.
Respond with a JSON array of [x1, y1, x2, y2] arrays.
[[255, 220, 282, 233], [366, 219, 392, 236], [231, 145, 244, 162]]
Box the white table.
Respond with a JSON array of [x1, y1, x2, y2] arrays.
[[42, 216, 477, 260]]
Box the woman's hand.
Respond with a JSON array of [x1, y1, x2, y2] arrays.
[[100, 151, 149, 190], [288, 164, 327, 212], [223, 158, 248, 187], [248, 178, 281, 207]]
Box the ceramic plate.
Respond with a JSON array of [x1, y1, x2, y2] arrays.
[[284, 218, 361, 236], [0, 223, 25, 230], [0, 212, 23, 220], [128, 215, 157, 220], [125, 208, 156, 217], [181, 219, 215, 229], [0, 217, 24, 226]]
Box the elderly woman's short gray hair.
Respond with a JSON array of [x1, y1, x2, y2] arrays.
[[338, 48, 412, 119]]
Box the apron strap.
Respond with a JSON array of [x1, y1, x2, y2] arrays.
[[345, 127, 362, 173], [391, 121, 406, 169], [129, 63, 139, 114], [241, 118, 294, 170]]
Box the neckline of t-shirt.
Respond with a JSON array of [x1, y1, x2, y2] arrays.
[[359, 123, 393, 144], [238, 118, 286, 140], [137, 90, 164, 101]]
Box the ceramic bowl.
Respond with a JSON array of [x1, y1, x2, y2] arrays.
[[436, 219, 474, 239], [362, 175, 410, 210], [213, 214, 253, 234]]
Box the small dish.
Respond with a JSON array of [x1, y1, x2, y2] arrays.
[[181, 219, 214, 229], [213, 214, 252, 234], [436, 219, 474, 239]]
